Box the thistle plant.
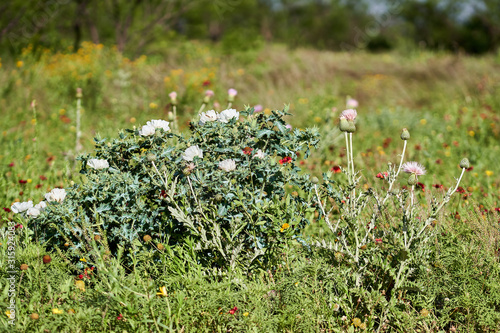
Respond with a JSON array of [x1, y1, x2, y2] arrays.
[[28, 92, 319, 271], [314, 110, 469, 328]]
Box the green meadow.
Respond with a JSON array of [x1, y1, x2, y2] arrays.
[[1, 42, 500, 332]]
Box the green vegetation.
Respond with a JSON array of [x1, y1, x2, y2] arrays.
[[1, 42, 500, 331]]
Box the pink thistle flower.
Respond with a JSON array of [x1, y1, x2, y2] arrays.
[[254, 104, 263, 113], [340, 109, 357, 121], [205, 90, 214, 97], [346, 98, 359, 108], [228, 88, 237, 97], [169, 91, 177, 101], [402, 161, 426, 176], [285, 124, 292, 130]]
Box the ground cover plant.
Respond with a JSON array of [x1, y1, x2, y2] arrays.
[[1, 43, 500, 332]]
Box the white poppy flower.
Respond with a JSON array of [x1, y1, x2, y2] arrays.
[[182, 145, 203, 161], [199, 110, 218, 125], [219, 159, 236, 172], [139, 124, 155, 136], [35, 201, 47, 210], [11, 201, 33, 214], [26, 207, 41, 217], [253, 149, 266, 159], [146, 119, 170, 132], [218, 109, 239, 123], [87, 158, 109, 170], [45, 188, 67, 203]]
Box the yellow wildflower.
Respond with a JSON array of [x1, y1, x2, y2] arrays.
[[75, 280, 85, 292], [5, 310, 12, 318], [243, 312, 249, 317], [280, 223, 290, 232], [420, 119, 427, 125], [79, 258, 87, 262], [485, 170, 493, 177], [468, 130, 475, 137], [149, 102, 158, 109], [16, 61, 24, 68], [52, 308, 64, 314], [352, 317, 362, 327], [157, 286, 168, 297]]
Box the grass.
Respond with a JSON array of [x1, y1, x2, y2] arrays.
[[1, 41, 500, 332]]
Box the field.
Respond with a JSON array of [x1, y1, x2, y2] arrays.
[[1, 42, 500, 332]]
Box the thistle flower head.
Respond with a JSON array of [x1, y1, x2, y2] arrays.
[[346, 98, 358, 108], [402, 161, 426, 176], [340, 109, 357, 121], [228, 88, 238, 97], [459, 158, 470, 169], [400, 128, 410, 140], [205, 90, 214, 97]]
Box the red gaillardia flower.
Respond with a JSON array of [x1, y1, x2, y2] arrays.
[[279, 156, 292, 165]]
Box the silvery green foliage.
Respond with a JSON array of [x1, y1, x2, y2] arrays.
[[35, 107, 319, 270]]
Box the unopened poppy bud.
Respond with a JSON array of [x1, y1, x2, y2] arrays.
[[400, 128, 410, 140], [407, 174, 418, 186], [339, 117, 349, 132], [459, 158, 470, 169]]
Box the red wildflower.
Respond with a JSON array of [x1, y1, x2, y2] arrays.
[[376, 172, 388, 179], [435, 159, 442, 165], [3, 207, 11, 213], [79, 274, 84, 279], [416, 182, 425, 191], [466, 166, 473, 172], [15, 224, 23, 229], [279, 156, 292, 165], [415, 144, 422, 151], [202, 80, 211, 87], [375, 238, 383, 244], [8, 162, 15, 167], [160, 190, 167, 198], [19, 191, 24, 196], [331, 166, 342, 173], [116, 314, 123, 320], [40, 175, 47, 180], [242, 147, 253, 155], [494, 207, 500, 212], [60, 115, 71, 124], [300, 160, 305, 165], [35, 184, 42, 189], [228, 306, 238, 315], [433, 184, 444, 189], [383, 138, 392, 148], [19, 179, 27, 184], [456, 187, 465, 194], [47, 156, 55, 164]]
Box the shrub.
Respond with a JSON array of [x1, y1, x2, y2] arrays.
[[32, 106, 319, 271]]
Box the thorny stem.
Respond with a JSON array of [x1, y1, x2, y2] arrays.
[[344, 133, 351, 180], [350, 132, 356, 208], [314, 185, 336, 234]]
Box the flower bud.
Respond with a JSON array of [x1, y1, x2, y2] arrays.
[[76, 88, 83, 98], [400, 128, 410, 140], [339, 117, 349, 132], [167, 111, 174, 121], [311, 177, 319, 184], [30, 313, 39, 320], [143, 235, 152, 242], [20, 264, 29, 270], [215, 194, 223, 202], [147, 154, 157, 162], [346, 120, 356, 133], [43, 255, 52, 264], [407, 173, 418, 186], [157, 243, 165, 250], [459, 158, 470, 169]]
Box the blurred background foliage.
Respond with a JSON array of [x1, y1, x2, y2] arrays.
[[1, 0, 499, 59]]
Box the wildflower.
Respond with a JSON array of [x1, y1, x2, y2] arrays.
[[30, 313, 39, 320], [52, 308, 64, 315], [157, 286, 168, 297], [402, 162, 426, 176], [359, 322, 367, 330], [227, 88, 237, 102], [285, 124, 293, 130], [340, 109, 357, 121], [87, 159, 109, 170], [79, 274, 84, 279], [116, 314, 123, 320], [279, 156, 292, 165], [45, 188, 66, 203], [203, 80, 211, 87], [169, 91, 177, 105], [26, 207, 41, 217], [352, 318, 362, 327], [376, 172, 388, 179], [456, 187, 465, 194], [203, 90, 214, 103], [253, 104, 263, 113], [19, 179, 27, 184], [219, 159, 236, 172], [433, 184, 444, 189], [400, 128, 410, 140], [243, 312, 249, 317], [20, 264, 28, 270], [146, 119, 170, 132], [40, 175, 47, 180], [242, 147, 253, 155], [416, 182, 426, 191], [182, 145, 203, 161], [218, 108, 239, 123], [341, 316, 347, 321], [485, 170, 493, 177], [420, 308, 429, 317], [253, 149, 265, 159], [332, 166, 342, 173], [228, 306, 238, 315], [5, 310, 13, 318], [11, 201, 33, 213], [280, 223, 290, 232], [332, 304, 340, 312], [149, 102, 158, 109], [3, 207, 11, 213], [80, 258, 87, 262], [346, 98, 359, 108], [199, 110, 218, 125], [375, 238, 383, 244], [75, 280, 85, 292]]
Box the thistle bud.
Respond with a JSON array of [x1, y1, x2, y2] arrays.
[[228, 88, 237, 102], [339, 117, 349, 132], [215, 194, 223, 202], [169, 91, 177, 105], [311, 176, 319, 184], [346, 120, 356, 133], [407, 173, 418, 186], [76, 88, 83, 98], [400, 128, 410, 140], [459, 158, 470, 169], [147, 153, 157, 162], [167, 111, 174, 121]]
